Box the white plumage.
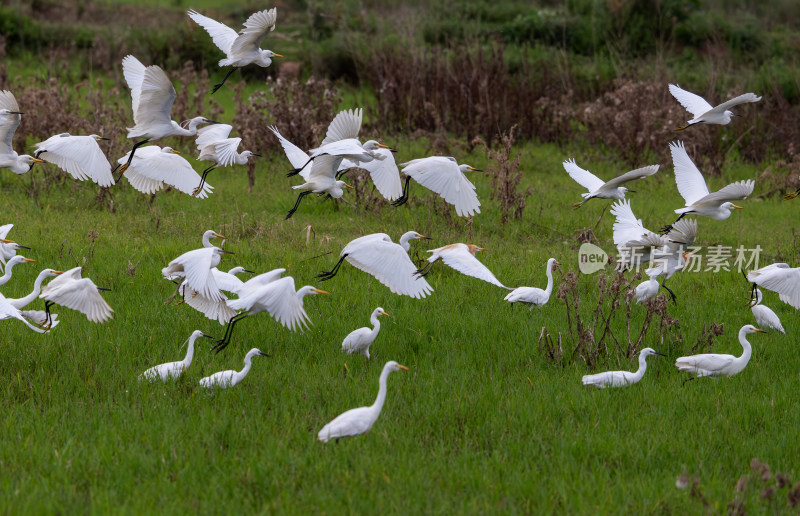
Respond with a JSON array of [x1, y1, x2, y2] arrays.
[[504, 258, 559, 308], [199, 348, 269, 389], [0, 90, 43, 175], [397, 156, 481, 217], [0, 223, 31, 270], [162, 247, 230, 304], [421, 243, 507, 289], [747, 263, 800, 309], [7, 268, 63, 309], [118, 146, 214, 198], [675, 325, 766, 378], [339, 147, 403, 201], [0, 255, 35, 285], [0, 292, 50, 333], [749, 288, 785, 334], [669, 84, 761, 129], [563, 159, 659, 208], [140, 330, 212, 382], [342, 307, 390, 359], [634, 273, 660, 303], [180, 266, 253, 324], [39, 266, 113, 323], [582, 348, 664, 388], [34, 133, 114, 187]]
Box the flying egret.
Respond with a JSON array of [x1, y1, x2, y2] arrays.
[[34, 133, 114, 187], [392, 156, 481, 217], [180, 266, 254, 324], [284, 155, 354, 219], [634, 272, 661, 303], [0, 292, 50, 333], [187, 8, 283, 94], [162, 230, 226, 285], [318, 360, 408, 443], [39, 267, 113, 324], [338, 147, 403, 201], [749, 288, 785, 334], [192, 124, 259, 195], [416, 243, 507, 289], [676, 325, 766, 379], [504, 258, 559, 308], [316, 231, 433, 298], [582, 348, 665, 388], [119, 55, 218, 174], [214, 271, 328, 352], [669, 84, 761, 130], [0, 223, 31, 271], [747, 263, 800, 309], [140, 330, 213, 382], [117, 146, 213, 198], [342, 307, 390, 360], [563, 159, 659, 208], [199, 348, 269, 389], [0, 90, 43, 175], [6, 268, 63, 308], [162, 246, 233, 306], [661, 141, 754, 233], [0, 255, 35, 286]]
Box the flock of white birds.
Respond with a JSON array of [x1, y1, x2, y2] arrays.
[[0, 7, 796, 441]]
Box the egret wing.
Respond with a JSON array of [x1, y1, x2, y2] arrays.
[[321, 109, 362, 146], [610, 200, 650, 247], [602, 165, 660, 190], [181, 282, 236, 324], [164, 248, 222, 302], [0, 224, 12, 240], [748, 266, 800, 309], [195, 123, 233, 149], [230, 276, 310, 331], [666, 217, 698, 247], [41, 277, 113, 323], [402, 157, 480, 217], [209, 138, 242, 167], [187, 10, 238, 55], [122, 55, 146, 119], [37, 135, 114, 187], [341, 148, 402, 200], [345, 239, 433, 298], [669, 84, 713, 118], [0, 295, 48, 333], [212, 268, 245, 293], [676, 353, 734, 373], [306, 155, 341, 182], [709, 92, 762, 114], [692, 180, 754, 207], [135, 65, 177, 128], [269, 126, 313, 179], [669, 140, 709, 206], [235, 268, 286, 300], [0, 90, 21, 156], [229, 8, 277, 56], [562, 158, 605, 193], [435, 247, 507, 288]]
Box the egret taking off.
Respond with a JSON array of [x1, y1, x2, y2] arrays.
[[749, 288, 785, 334], [34, 133, 114, 187], [318, 360, 408, 443], [40, 267, 114, 325], [563, 159, 659, 208], [393, 156, 481, 217], [199, 348, 269, 389], [504, 258, 559, 309], [416, 243, 508, 289], [192, 123, 259, 195], [582, 348, 665, 388], [342, 307, 390, 360], [675, 325, 766, 380], [747, 263, 800, 309], [140, 330, 213, 382], [669, 84, 761, 130], [0, 90, 44, 174], [118, 146, 214, 198]]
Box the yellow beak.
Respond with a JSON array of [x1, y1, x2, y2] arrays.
[[22, 258, 36, 262], [312, 289, 330, 295], [380, 311, 390, 317], [273, 53, 284, 58], [31, 158, 44, 163], [396, 364, 409, 371], [343, 183, 354, 190], [731, 204, 744, 210], [212, 233, 226, 239], [753, 328, 767, 333], [170, 149, 181, 155], [53, 270, 64, 274]]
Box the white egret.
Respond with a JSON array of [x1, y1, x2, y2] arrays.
[[676, 325, 766, 379], [504, 258, 559, 308], [187, 8, 282, 94], [747, 263, 800, 309], [119, 55, 218, 174], [661, 141, 754, 233], [199, 348, 269, 389], [634, 272, 661, 303], [582, 348, 665, 388], [669, 84, 761, 130], [162, 246, 233, 304], [393, 156, 481, 217], [180, 266, 254, 324], [34, 133, 114, 187], [318, 360, 407, 443], [0, 223, 31, 270], [192, 124, 259, 195], [417, 243, 507, 289], [0, 255, 35, 286], [0, 90, 44, 175], [316, 231, 433, 298], [749, 288, 785, 334], [563, 159, 659, 208], [284, 155, 354, 219], [117, 146, 214, 198], [140, 330, 213, 382], [0, 292, 50, 333], [342, 307, 390, 360], [338, 147, 403, 201], [39, 267, 114, 324], [7, 268, 63, 308], [214, 272, 328, 352]]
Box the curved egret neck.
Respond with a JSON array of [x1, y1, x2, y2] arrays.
[[543, 261, 555, 296], [398, 231, 417, 252]]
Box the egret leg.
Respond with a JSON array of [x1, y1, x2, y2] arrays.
[[192, 164, 217, 196], [660, 278, 677, 304], [681, 376, 697, 387], [784, 188, 800, 200], [287, 156, 320, 177], [316, 254, 349, 281], [572, 197, 592, 209], [660, 212, 687, 235], [285, 191, 312, 220], [43, 300, 55, 328], [414, 261, 435, 278], [118, 139, 150, 177], [211, 68, 237, 94], [391, 177, 412, 207], [213, 313, 249, 353], [335, 168, 351, 180]]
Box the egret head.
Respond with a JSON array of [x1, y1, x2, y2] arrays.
[[243, 151, 261, 160], [191, 330, 214, 340], [6, 255, 35, 268], [467, 244, 487, 255], [43, 269, 64, 278], [296, 286, 329, 300], [162, 147, 181, 155], [385, 360, 409, 372], [547, 257, 560, 270], [182, 117, 219, 131], [742, 324, 767, 335], [259, 49, 283, 66], [0, 108, 22, 116], [640, 347, 666, 358], [459, 164, 482, 173], [246, 348, 271, 360], [228, 266, 255, 275], [203, 229, 226, 242], [90, 134, 110, 141], [20, 155, 44, 166], [375, 307, 390, 318]]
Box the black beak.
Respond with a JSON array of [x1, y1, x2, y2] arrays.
[[257, 352, 270, 357], [9, 111, 23, 115], [653, 351, 666, 357], [98, 137, 110, 141], [251, 153, 262, 157], [730, 112, 741, 117], [200, 333, 214, 339], [219, 249, 235, 254], [15, 244, 31, 250], [242, 269, 255, 274], [627, 189, 636, 193], [97, 287, 112, 291], [205, 119, 221, 124]]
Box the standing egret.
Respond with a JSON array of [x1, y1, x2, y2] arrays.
[[634, 272, 661, 303], [39, 267, 114, 324], [7, 268, 63, 308], [118, 146, 214, 198], [199, 348, 269, 389], [392, 156, 481, 217], [318, 360, 408, 443], [316, 231, 433, 299], [192, 124, 259, 195], [180, 265, 254, 324], [504, 258, 559, 308], [0, 90, 43, 175], [563, 159, 659, 208], [140, 330, 213, 382], [747, 263, 800, 309], [749, 288, 785, 334], [0, 255, 35, 286], [661, 141, 754, 233], [0, 292, 50, 333], [0, 223, 31, 270], [214, 272, 328, 352], [416, 243, 507, 289], [669, 84, 761, 130], [342, 307, 390, 360], [582, 348, 665, 388], [119, 55, 218, 174], [34, 133, 114, 187], [187, 8, 283, 93], [676, 325, 766, 379]]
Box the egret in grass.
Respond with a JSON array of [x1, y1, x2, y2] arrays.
[[318, 360, 408, 443], [749, 288, 785, 334], [634, 272, 661, 303], [563, 159, 660, 208], [34, 133, 114, 187], [392, 156, 481, 217], [661, 141, 754, 233], [192, 124, 259, 195], [0, 292, 50, 333], [187, 8, 283, 94], [0, 255, 35, 286], [316, 231, 433, 299], [342, 307, 390, 360], [117, 146, 214, 198], [582, 348, 665, 388], [669, 84, 761, 130], [7, 268, 63, 309], [504, 258, 559, 308], [0, 90, 44, 175], [0, 223, 31, 270], [180, 265, 254, 324], [119, 55, 218, 174], [416, 243, 507, 289], [747, 263, 800, 309], [676, 325, 766, 380], [140, 330, 213, 382], [40, 267, 114, 324], [199, 348, 269, 389]]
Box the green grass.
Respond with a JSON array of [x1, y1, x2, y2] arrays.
[[1, 135, 798, 514]]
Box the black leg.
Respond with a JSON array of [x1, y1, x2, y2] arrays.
[[681, 376, 697, 386], [287, 157, 317, 177], [316, 254, 348, 281], [660, 213, 687, 235], [660, 278, 677, 304], [285, 191, 311, 219], [213, 313, 248, 353], [211, 68, 237, 94], [117, 139, 150, 178], [335, 168, 351, 180], [391, 177, 412, 207], [193, 164, 217, 196], [44, 300, 54, 328], [414, 261, 435, 278]]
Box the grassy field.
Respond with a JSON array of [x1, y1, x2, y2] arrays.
[[1, 130, 799, 513]]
